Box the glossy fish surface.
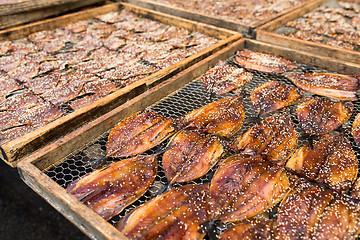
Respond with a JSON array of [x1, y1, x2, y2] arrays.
[[219, 219, 274, 240], [66, 155, 157, 220]]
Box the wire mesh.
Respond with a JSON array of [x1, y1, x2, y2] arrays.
[[44, 50, 360, 238]]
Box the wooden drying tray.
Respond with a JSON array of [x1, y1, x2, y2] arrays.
[[17, 38, 360, 240], [255, 0, 360, 65], [0, 1, 241, 167], [125, 0, 315, 36], [0, 0, 105, 30]]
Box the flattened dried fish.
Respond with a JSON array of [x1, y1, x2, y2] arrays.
[[219, 219, 274, 240], [297, 97, 353, 135], [287, 72, 359, 101], [232, 113, 297, 164], [180, 96, 245, 138], [234, 50, 297, 73], [250, 80, 303, 116], [162, 130, 223, 184], [106, 110, 175, 158], [210, 151, 290, 223], [66, 155, 157, 220], [117, 183, 211, 240], [286, 134, 358, 192], [352, 112, 360, 148], [201, 60, 253, 95]]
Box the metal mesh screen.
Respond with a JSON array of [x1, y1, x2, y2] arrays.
[[44, 52, 360, 237]]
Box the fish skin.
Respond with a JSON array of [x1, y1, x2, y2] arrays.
[[286, 134, 358, 192], [352, 112, 360, 148], [202, 60, 253, 95], [180, 96, 245, 138], [286, 72, 359, 101], [210, 151, 290, 223], [162, 129, 224, 184], [219, 219, 274, 240], [276, 179, 335, 240], [117, 183, 211, 240], [250, 80, 303, 116], [297, 97, 353, 135], [106, 110, 176, 158], [234, 50, 297, 73], [232, 113, 298, 165], [66, 155, 157, 220]]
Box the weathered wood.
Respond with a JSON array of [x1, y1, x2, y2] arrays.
[[126, 0, 314, 35], [0, 2, 239, 167], [255, 0, 360, 65], [0, 0, 103, 30], [17, 38, 360, 240]]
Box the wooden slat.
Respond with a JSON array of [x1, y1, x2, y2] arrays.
[[255, 0, 360, 65], [0, 2, 240, 167], [0, 0, 104, 30], [18, 38, 360, 240]]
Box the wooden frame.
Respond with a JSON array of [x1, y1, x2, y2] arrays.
[[17, 38, 360, 240], [256, 0, 360, 65], [125, 0, 315, 35], [0, 2, 241, 167]]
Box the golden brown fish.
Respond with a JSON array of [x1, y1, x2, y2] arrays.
[[352, 112, 360, 148], [117, 183, 211, 240], [250, 80, 303, 116], [234, 50, 297, 73], [180, 96, 245, 138], [219, 219, 274, 240], [297, 97, 353, 135], [277, 179, 335, 240], [210, 151, 290, 223], [162, 129, 224, 184], [106, 110, 176, 158], [286, 134, 358, 192], [201, 60, 253, 95], [66, 155, 157, 220], [286, 72, 359, 101], [232, 113, 297, 165]]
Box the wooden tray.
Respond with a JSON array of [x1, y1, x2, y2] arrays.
[[0, 2, 241, 167], [0, 0, 105, 30], [125, 0, 314, 36], [17, 38, 360, 240], [256, 0, 360, 65]]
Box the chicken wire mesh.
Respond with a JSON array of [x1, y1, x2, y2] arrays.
[[44, 51, 360, 238]]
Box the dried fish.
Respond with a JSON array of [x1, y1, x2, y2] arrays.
[[201, 60, 253, 95], [210, 151, 290, 223], [234, 50, 297, 73], [162, 129, 224, 184], [297, 97, 353, 135], [232, 113, 297, 164], [219, 219, 274, 240], [286, 134, 358, 192], [106, 110, 176, 158], [180, 96, 245, 138], [66, 155, 157, 220], [250, 80, 303, 116], [287, 72, 359, 101], [352, 112, 360, 148], [117, 183, 211, 240]]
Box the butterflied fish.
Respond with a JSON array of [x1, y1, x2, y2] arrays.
[[162, 129, 224, 184], [201, 60, 253, 95], [250, 80, 303, 116], [286, 134, 358, 192], [234, 50, 297, 73], [297, 97, 353, 135], [106, 110, 176, 158], [66, 155, 157, 220], [117, 183, 211, 240], [232, 113, 297, 165], [180, 96, 245, 138], [352, 112, 360, 148], [286, 72, 359, 101], [210, 150, 290, 223], [219, 219, 274, 240], [277, 179, 335, 240]]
